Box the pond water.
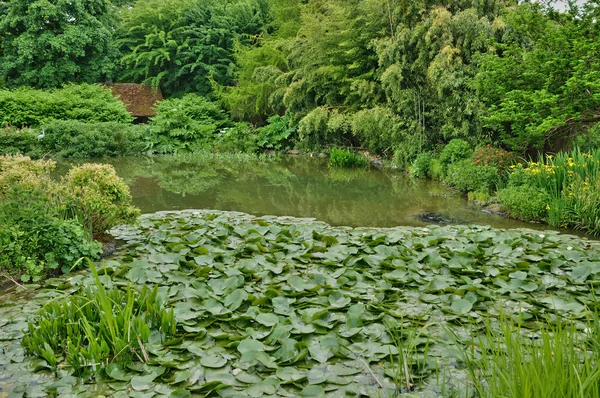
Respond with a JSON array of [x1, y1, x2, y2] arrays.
[[60, 154, 551, 231]]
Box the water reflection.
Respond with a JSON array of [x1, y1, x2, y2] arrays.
[[61, 154, 553, 230]]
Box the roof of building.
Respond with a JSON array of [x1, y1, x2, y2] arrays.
[[107, 83, 163, 117]]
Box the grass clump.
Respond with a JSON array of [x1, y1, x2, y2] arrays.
[[329, 148, 368, 168], [22, 260, 177, 376], [459, 316, 600, 398]]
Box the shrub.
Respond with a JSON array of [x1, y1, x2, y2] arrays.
[[213, 123, 259, 153], [351, 107, 406, 156], [329, 148, 368, 168], [256, 115, 296, 151], [0, 127, 41, 157], [439, 139, 473, 168], [40, 120, 149, 158], [0, 154, 56, 195], [297, 107, 351, 152], [0, 187, 101, 282], [58, 164, 140, 236], [411, 152, 433, 178], [472, 144, 517, 175], [429, 158, 445, 180], [571, 123, 600, 153], [150, 94, 232, 153], [0, 85, 132, 127], [445, 159, 499, 193], [392, 136, 421, 169], [498, 185, 549, 221]]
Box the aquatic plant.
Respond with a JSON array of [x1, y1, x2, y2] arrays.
[[328, 148, 368, 168]]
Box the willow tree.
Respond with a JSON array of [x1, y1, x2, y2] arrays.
[[0, 0, 118, 88]]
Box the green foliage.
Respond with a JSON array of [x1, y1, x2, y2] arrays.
[[410, 153, 433, 179], [0, 155, 56, 195], [0, 127, 43, 157], [256, 114, 296, 151], [498, 185, 549, 221], [572, 124, 600, 153], [328, 148, 367, 169], [0, 187, 101, 282], [0, 0, 118, 88], [478, 2, 600, 153], [22, 261, 176, 375], [117, 0, 269, 97], [461, 316, 600, 398], [0, 85, 132, 127], [41, 120, 149, 158], [472, 145, 517, 175], [351, 107, 406, 156], [213, 124, 259, 153], [444, 159, 499, 194], [297, 107, 351, 152], [58, 163, 140, 235], [429, 158, 445, 181], [439, 139, 473, 169], [150, 94, 232, 153]]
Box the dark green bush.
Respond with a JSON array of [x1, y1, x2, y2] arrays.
[[256, 115, 296, 151], [41, 120, 149, 158], [150, 94, 232, 153], [498, 185, 549, 221], [0, 85, 132, 127], [439, 139, 473, 168], [0, 127, 42, 157], [329, 148, 368, 168], [213, 124, 259, 153], [445, 159, 499, 193], [0, 187, 102, 282], [411, 152, 433, 178]]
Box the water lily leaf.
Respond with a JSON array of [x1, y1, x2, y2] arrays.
[[450, 299, 473, 315], [238, 339, 266, 354], [170, 389, 192, 398], [300, 385, 325, 398], [106, 364, 132, 382], [203, 299, 231, 316], [131, 374, 158, 391], [328, 291, 351, 309], [571, 266, 591, 283], [172, 370, 190, 384], [539, 297, 584, 313], [200, 355, 227, 368], [276, 366, 306, 383], [224, 289, 247, 311], [256, 313, 279, 327]]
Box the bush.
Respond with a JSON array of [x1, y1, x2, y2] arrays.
[[329, 148, 368, 168], [256, 115, 296, 151], [351, 107, 406, 156], [213, 124, 259, 153], [571, 123, 600, 153], [439, 139, 473, 168], [498, 185, 549, 221], [472, 144, 517, 175], [445, 159, 499, 193], [40, 120, 150, 158], [0, 187, 101, 282], [58, 164, 140, 235], [297, 107, 351, 152], [0, 154, 56, 195], [411, 152, 433, 178], [150, 94, 232, 153], [429, 158, 445, 180], [0, 127, 41, 157], [0, 85, 132, 127]]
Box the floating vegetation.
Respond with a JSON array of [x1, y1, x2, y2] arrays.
[[2, 210, 600, 396]]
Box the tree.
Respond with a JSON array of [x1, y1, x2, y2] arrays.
[[477, 1, 600, 153], [0, 0, 119, 88], [117, 0, 269, 97]]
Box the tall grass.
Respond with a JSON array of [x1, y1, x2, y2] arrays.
[[21, 259, 177, 376], [458, 314, 600, 398], [517, 148, 600, 234]]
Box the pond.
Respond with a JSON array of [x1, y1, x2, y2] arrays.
[[60, 154, 549, 231]]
